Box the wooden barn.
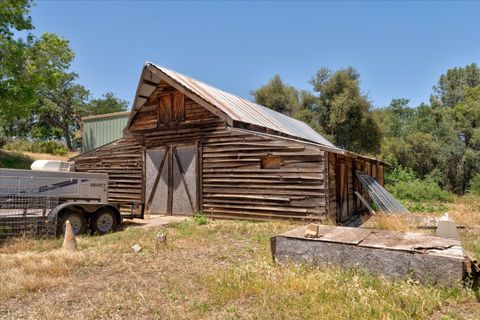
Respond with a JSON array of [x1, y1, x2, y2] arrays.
[[72, 62, 386, 223]]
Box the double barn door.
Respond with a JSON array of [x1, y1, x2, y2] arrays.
[[145, 144, 198, 215]]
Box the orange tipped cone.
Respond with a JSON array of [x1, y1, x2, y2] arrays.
[[62, 220, 77, 251]]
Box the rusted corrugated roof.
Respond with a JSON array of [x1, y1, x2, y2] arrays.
[[132, 62, 335, 147]]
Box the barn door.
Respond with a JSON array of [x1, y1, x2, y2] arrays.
[[146, 147, 168, 214], [145, 144, 197, 215], [336, 161, 349, 222]]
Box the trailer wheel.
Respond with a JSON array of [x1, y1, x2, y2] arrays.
[[91, 208, 117, 234], [57, 211, 87, 236]]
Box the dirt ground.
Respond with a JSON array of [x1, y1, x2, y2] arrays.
[[0, 197, 479, 319]]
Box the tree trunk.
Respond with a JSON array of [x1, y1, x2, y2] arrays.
[[62, 124, 72, 150]]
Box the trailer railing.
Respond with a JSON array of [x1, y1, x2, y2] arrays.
[[0, 187, 58, 240]]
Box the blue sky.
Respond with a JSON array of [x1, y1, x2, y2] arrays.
[[30, 0, 480, 109]]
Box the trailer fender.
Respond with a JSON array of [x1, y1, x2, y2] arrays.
[[47, 202, 122, 226]]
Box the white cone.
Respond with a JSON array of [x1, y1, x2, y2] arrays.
[[62, 220, 77, 251]]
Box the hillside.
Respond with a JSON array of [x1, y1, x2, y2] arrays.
[[0, 150, 34, 169], [0, 150, 75, 170]]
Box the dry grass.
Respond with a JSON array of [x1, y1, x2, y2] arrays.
[[0, 199, 479, 319], [361, 214, 413, 232], [0, 250, 84, 300], [23, 151, 78, 161]]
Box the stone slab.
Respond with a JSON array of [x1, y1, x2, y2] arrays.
[[359, 230, 461, 253], [271, 225, 465, 287], [436, 220, 460, 240]]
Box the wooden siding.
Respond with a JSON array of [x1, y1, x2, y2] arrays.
[[73, 136, 144, 216], [74, 81, 385, 223], [127, 90, 328, 221], [202, 130, 327, 221], [328, 153, 385, 223]]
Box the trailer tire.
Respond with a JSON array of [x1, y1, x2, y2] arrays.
[[91, 208, 118, 234], [57, 211, 87, 236]]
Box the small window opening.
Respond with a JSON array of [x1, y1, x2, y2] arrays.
[[157, 92, 185, 124], [261, 155, 281, 169]]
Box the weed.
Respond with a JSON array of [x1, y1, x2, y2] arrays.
[[193, 212, 209, 225], [406, 202, 449, 213]]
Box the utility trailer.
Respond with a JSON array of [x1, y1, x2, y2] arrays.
[[0, 161, 122, 236]]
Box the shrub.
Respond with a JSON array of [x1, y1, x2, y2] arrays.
[[385, 163, 452, 202], [193, 212, 209, 225], [0, 135, 6, 149], [470, 173, 480, 195], [385, 164, 416, 185], [3, 139, 68, 156], [389, 179, 453, 202]]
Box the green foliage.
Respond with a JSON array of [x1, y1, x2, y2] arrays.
[[384, 163, 416, 185], [84, 92, 128, 116], [406, 202, 448, 213], [308, 67, 381, 153], [376, 64, 480, 195], [0, 150, 33, 169], [3, 139, 69, 156], [252, 67, 381, 154], [0, 2, 128, 150], [381, 132, 440, 178], [251, 75, 299, 116], [431, 63, 480, 108], [389, 179, 453, 203], [0, 0, 33, 38], [0, 129, 6, 149], [385, 164, 452, 202], [469, 173, 480, 195], [193, 212, 209, 225]]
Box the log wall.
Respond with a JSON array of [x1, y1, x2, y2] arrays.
[[129, 93, 328, 221], [74, 82, 384, 223], [72, 136, 144, 216], [202, 129, 327, 221]]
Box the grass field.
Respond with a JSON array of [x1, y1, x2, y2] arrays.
[[0, 196, 479, 319]]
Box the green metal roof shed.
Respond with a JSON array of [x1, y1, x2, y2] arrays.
[[81, 111, 130, 152]]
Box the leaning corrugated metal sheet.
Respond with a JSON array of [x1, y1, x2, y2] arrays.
[[133, 62, 335, 148]]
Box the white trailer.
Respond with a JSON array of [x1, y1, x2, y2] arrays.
[[0, 161, 122, 235]]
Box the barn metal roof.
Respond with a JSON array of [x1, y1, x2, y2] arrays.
[[131, 62, 335, 147]]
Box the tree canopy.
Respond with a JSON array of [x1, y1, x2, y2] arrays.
[[0, 0, 129, 149], [253, 63, 480, 195], [251, 67, 381, 154]]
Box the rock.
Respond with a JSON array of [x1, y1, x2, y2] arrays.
[[155, 232, 167, 247], [62, 220, 77, 251], [131, 244, 142, 253], [437, 220, 460, 240], [272, 224, 465, 287]]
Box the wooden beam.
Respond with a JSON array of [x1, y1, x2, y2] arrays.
[[355, 191, 376, 214], [167, 145, 173, 214], [143, 79, 158, 87]]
